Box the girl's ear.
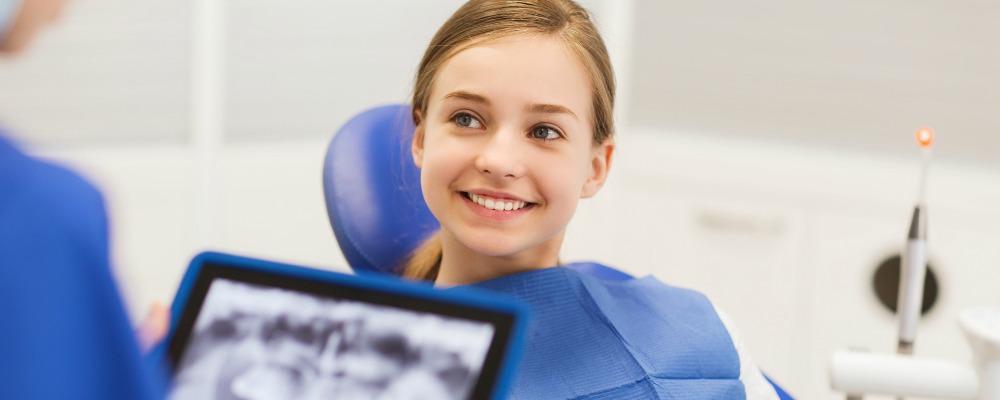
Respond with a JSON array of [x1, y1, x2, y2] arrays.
[[411, 110, 425, 168], [580, 138, 614, 198]]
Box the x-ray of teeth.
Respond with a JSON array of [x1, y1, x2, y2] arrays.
[[169, 279, 496, 400]]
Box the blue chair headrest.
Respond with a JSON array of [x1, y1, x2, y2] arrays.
[[323, 104, 440, 275]]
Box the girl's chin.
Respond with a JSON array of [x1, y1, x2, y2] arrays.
[[451, 235, 525, 258], [462, 242, 523, 258], [456, 236, 554, 264]]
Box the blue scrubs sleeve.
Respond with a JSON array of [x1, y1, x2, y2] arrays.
[[0, 142, 166, 400]]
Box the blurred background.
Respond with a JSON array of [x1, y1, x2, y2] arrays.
[[1, 0, 997, 398]]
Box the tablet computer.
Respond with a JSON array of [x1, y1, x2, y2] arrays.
[[162, 251, 529, 400]]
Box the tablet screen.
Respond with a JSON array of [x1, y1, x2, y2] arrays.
[[166, 255, 524, 400]]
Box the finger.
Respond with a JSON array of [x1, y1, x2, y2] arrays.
[[138, 301, 170, 351]]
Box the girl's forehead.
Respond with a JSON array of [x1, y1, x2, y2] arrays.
[[441, 34, 584, 79], [429, 34, 592, 113]]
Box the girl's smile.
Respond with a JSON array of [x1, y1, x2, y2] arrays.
[[460, 190, 534, 221]]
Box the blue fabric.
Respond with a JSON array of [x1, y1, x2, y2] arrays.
[[464, 266, 745, 399], [765, 374, 794, 400], [567, 261, 636, 282], [0, 133, 166, 400]]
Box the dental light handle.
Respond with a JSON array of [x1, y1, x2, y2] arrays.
[[830, 350, 979, 399], [897, 205, 927, 354]]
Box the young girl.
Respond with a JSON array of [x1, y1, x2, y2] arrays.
[[403, 0, 780, 398]]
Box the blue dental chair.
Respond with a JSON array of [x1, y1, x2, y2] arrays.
[[322, 104, 793, 399]]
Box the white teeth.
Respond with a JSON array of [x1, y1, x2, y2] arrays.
[[468, 193, 527, 211]]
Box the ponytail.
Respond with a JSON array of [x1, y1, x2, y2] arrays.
[[402, 231, 442, 282]]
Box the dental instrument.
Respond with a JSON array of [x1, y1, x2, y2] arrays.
[[897, 127, 933, 355]]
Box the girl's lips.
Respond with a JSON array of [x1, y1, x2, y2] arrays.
[[464, 189, 529, 203], [460, 191, 534, 220], [464, 192, 529, 210]]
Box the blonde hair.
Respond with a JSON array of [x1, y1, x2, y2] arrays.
[[403, 0, 616, 281]]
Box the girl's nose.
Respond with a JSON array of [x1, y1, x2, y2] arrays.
[[474, 129, 527, 179]]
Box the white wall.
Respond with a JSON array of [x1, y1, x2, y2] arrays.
[[2, 1, 998, 398]]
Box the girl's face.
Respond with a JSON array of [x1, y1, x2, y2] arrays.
[[413, 34, 613, 278]]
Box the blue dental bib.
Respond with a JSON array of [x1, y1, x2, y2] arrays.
[[464, 265, 745, 399]]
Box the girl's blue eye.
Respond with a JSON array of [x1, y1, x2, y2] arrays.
[[453, 113, 482, 129], [531, 126, 561, 141]]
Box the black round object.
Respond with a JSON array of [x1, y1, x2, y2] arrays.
[[873, 254, 939, 315]]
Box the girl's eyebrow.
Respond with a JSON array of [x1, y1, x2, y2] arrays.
[[444, 90, 578, 120], [527, 103, 578, 120], [443, 90, 490, 105]]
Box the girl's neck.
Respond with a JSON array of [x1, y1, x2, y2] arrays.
[[434, 232, 564, 287]]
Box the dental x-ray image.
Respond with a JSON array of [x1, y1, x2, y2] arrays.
[[168, 279, 496, 400]]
